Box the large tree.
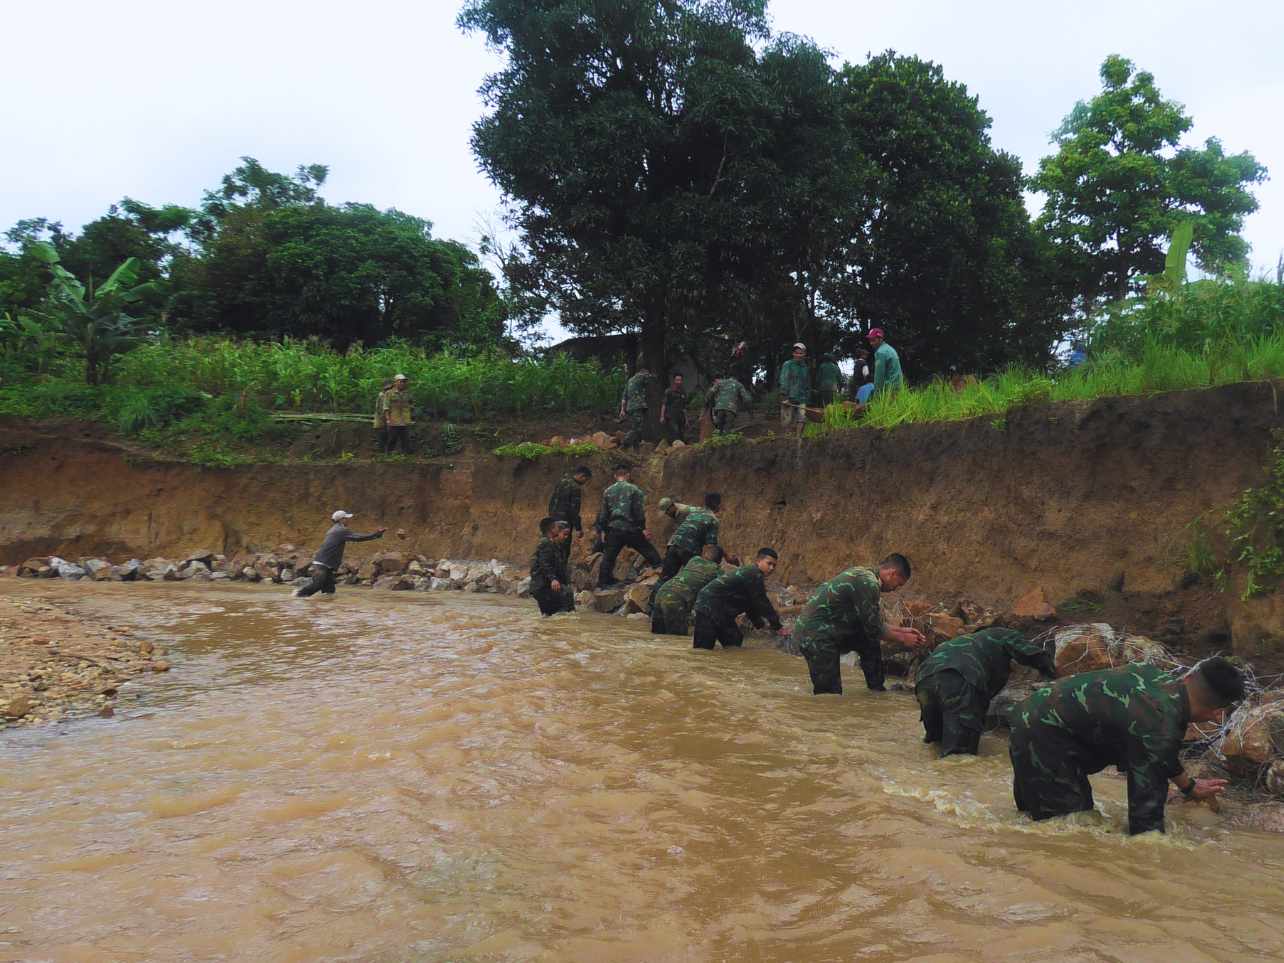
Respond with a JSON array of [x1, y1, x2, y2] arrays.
[[1033, 54, 1267, 305], [459, 0, 773, 396]]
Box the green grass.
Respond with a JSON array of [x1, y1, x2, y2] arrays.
[[807, 333, 1284, 436], [492, 441, 600, 460]]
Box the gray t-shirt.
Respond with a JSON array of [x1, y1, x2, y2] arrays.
[[312, 524, 382, 569]]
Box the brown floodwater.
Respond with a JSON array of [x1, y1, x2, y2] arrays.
[[2, 580, 1284, 962]]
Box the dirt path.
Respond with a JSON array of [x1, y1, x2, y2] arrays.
[[0, 590, 169, 727]]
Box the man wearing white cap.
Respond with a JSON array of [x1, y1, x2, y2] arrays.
[[778, 343, 810, 432], [376, 374, 413, 454], [293, 510, 386, 597]]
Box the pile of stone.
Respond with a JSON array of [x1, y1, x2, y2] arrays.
[[5, 550, 531, 598], [546, 431, 623, 450]]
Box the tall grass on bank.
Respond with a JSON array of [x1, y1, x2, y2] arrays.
[[811, 333, 1284, 435], [111, 337, 623, 417]]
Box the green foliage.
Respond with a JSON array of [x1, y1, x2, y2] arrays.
[[693, 432, 745, 450], [113, 336, 622, 416], [1225, 438, 1284, 600], [492, 441, 599, 460], [1034, 55, 1266, 305]]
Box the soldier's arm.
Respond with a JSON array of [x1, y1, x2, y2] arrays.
[[1006, 634, 1057, 678], [1124, 723, 1185, 835], [751, 573, 783, 630], [346, 530, 385, 542], [632, 489, 647, 529]]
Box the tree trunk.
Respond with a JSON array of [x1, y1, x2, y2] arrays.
[[640, 309, 666, 443]]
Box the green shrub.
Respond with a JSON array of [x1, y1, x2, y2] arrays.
[[493, 441, 600, 460]]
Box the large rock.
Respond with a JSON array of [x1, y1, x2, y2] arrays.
[[515, 576, 532, 598], [182, 549, 216, 567], [1219, 702, 1284, 775], [54, 560, 87, 580], [373, 574, 415, 591], [142, 557, 178, 581], [927, 612, 966, 642], [83, 558, 111, 579], [111, 559, 141, 581], [591, 588, 627, 613], [1011, 585, 1055, 621], [1052, 624, 1170, 677], [625, 581, 655, 615], [18, 557, 55, 578]]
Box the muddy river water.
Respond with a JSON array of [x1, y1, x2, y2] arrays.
[[2, 581, 1284, 961]]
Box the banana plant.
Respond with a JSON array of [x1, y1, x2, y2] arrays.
[[31, 241, 158, 385]]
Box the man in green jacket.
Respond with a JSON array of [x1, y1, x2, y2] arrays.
[[778, 342, 810, 431], [693, 548, 787, 650], [548, 465, 592, 568], [651, 544, 724, 635], [594, 464, 662, 587], [530, 517, 574, 616], [619, 368, 655, 450], [794, 554, 926, 693], [655, 492, 721, 588], [916, 628, 1055, 756], [705, 375, 754, 434], [816, 354, 843, 407], [867, 328, 903, 396], [1009, 657, 1243, 835]]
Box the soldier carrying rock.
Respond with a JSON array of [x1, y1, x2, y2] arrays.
[[293, 510, 385, 597], [692, 548, 787, 650], [915, 628, 1055, 756], [651, 545, 725, 636], [594, 464, 662, 588], [794, 555, 926, 693], [1009, 656, 1244, 835]]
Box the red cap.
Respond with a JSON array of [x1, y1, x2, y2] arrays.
[[867, 328, 885, 340]]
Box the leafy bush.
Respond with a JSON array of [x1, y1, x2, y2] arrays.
[[493, 441, 600, 460]]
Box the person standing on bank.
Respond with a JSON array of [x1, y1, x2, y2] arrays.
[[293, 510, 385, 597], [619, 367, 655, 451], [1009, 657, 1244, 835], [594, 464, 663, 587], [530, 518, 575, 616], [548, 465, 592, 570], [660, 373, 689, 444], [867, 329, 903, 397], [794, 555, 925, 693], [705, 374, 754, 434], [376, 374, 414, 454], [778, 343, 810, 432], [692, 548, 787, 650], [816, 353, 843, 407]]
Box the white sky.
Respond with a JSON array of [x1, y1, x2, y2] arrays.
[[5, 0, 1282, 332]]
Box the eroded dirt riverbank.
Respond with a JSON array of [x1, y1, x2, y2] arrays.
[[3, 580, 1284, 961]]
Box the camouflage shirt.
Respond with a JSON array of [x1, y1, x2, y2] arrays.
[[1013, 663, 1191, 835], [707, 377, 753, 413], [792, 566, 882, 648], [654, 556, 722, 620], [778, 359, 810, 404], [529, 536, 568, 594], [917, 628, 1055, 701], [596, 480, 647, 533], [622, 371, 655, 413], [548, 475, 583, 532], [663, 387, 687, 419], [375, 387, 413, 427], [668, 507, 719, 554], [694, 564, 781, 629]]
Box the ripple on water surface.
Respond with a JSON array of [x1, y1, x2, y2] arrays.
[[2, 580, 1284, 961]]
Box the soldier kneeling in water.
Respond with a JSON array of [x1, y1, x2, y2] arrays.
[[530, 517, 575, 616]]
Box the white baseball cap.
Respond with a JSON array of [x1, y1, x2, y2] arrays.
[[792, 342, 806, 351], [394, 373, 407, 381], [331, 510, 354, 522]]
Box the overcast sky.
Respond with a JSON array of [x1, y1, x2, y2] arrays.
[[5, 0, 1281, 292]]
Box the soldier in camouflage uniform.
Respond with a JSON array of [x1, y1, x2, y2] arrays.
[[916, 628, 1055, 756], [594, 464, 662, 588], [654, 492, 721, 592], [619, 368, 656, 450], [794, 554, 925, 694], [705, 375, 754, 434], [530, 518, 575, 616], [651, 544, 724, 635], [692, 548, 786, 650], [660, 373, 689, 443], [548, 465, 592, 569], [375, 374, 413, 453], [1009, 656, 1243, 834]]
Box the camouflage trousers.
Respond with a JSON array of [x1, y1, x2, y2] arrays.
[[712, 409, 737, 434], [533, 586, 575, 617], [1008, 723, 1096, 821], [650, 596, 691, 636], [798, 631, 884, 694], [623, 410, 646, 449], [693, 609, 743, 650], [915, 670, 986, 756]]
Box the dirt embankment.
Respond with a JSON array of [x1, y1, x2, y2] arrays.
[[2, 381, 1281, 657]]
